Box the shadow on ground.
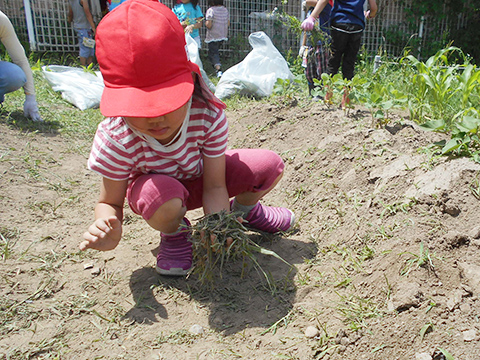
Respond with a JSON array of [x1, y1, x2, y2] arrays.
[[124, 234, 316, 335]]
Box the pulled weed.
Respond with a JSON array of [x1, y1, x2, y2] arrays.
[[190, 210, 292, 291]]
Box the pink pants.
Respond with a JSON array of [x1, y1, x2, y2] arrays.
[[127, 149, 284, 220]]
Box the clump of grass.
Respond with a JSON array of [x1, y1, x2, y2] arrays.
[[189, 210, 292, 288]]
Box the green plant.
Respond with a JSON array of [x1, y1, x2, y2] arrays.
[[335, 293, 381, 331], [400, 242, 436, 275], [190, 211, 293, 291]]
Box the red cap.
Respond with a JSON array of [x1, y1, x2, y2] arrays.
[[96, 0, 199, 117]]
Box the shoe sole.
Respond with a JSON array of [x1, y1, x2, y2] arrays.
[[155, 266, 191, 276]]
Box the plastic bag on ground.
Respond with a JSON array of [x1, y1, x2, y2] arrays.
[[185, 34, 216, 93], [214, 31, 293, 100], [42, 65, 104, 110]]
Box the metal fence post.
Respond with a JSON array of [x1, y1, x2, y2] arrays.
[[22, 0, 36, 51]]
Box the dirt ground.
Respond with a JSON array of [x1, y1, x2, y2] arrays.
[[1, 95, 480, 360]]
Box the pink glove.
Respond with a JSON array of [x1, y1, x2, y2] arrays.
[[23, 94, 42, 122], [301, 16, 316, 31]]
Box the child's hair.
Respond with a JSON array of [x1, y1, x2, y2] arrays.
[[191, 0, 199, 8], [192, 77, 213, 111], [209, 0, 224, 6]]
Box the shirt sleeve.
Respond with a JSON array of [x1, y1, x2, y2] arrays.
[[0, 11, 35, 95], [88, 121, 135, 181], [205, 7, 214, 21], [195, 5, 204, 19]]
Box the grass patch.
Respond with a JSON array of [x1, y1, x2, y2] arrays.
[[189, 210, 293, 292]]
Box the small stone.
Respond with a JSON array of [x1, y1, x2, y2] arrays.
[[91, 267, 101, 276], [462, 329, 476, 342], [415, 352, 432, 360], [189, 324, 204, 335], [304, 325, 319, 338], [340, 337, 350, 346], [83, 263, 94, 270]]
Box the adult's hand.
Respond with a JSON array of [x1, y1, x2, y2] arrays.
[[23, 94, 43, 122]]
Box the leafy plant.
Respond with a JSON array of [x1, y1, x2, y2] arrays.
[[190, 211, 293, 291], [400, 242, 436, 276]]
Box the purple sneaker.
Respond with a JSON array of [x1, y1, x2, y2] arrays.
[[156, 218, 192, 276], [243, 203, 295, 233]]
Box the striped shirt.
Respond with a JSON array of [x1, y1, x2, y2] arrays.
[[205, 6, 229, 43], [88, 96, 228, 182]]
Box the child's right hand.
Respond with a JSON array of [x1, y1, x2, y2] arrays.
[[80, 216, 122, 251], [301, 15, 316, 31]]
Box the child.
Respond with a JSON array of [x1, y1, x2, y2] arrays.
[[302, 0, 377, 106], [80, 0, 295, 277], [67, 0, 96, 66], [0, 10, 42, 121], [173, 0, 204, 49], [300, 0, 332, 100], [204, 0, 230, 78]]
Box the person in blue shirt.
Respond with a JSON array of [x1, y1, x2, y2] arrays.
[[173, 0, 204, 49], [302, 0, 377, 106]]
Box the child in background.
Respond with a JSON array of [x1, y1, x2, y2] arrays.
[[302, 0, 377, 106], [0, 10, 42, 121], [173, 0, 204, 49], [205, 0, 230, 78], [68, 0, 96, 66], [80, 0, 294, 276], [300, 0, 332, 100]]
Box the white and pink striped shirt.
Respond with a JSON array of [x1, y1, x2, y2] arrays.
[[88, 96, 228, 182]]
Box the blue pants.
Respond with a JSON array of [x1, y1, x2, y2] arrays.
[[75, 28, 95, 59], [0, 61, 26, 102], [207, 40, 224, 68]]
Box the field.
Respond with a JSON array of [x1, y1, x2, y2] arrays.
[[1, 55, 480, 359]]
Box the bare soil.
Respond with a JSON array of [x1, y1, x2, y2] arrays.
[[1, 97, 480, 360]]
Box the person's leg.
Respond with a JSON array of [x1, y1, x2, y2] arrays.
[[327, 26, 349, 76], [177, 148, 294, 233], [208, 41, 221, 70], [223, 149, 294, 233], [342, 31, 363, 81], [305, 46, 317, 97], [77, 29, 94, 66], [127, 174, 192, 275], [0, 61, 26, 103]]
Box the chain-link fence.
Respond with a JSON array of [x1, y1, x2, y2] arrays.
[[0, 0, 471, 61]]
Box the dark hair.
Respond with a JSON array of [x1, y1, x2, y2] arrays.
[[191, 0, 199, 8], [192, 77, 213, 111], [209, 0, 224, 6]]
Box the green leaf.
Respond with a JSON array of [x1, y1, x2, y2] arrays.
[[457, 116, 480, 133], [419, 120, 446, 131], [419, 323, 434, 341], [438, 348, 455, 360], [441, 138, 461, 154]]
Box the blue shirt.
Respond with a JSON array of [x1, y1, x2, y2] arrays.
[[331, 0, 366, 28], [173, 2, 203, 39]]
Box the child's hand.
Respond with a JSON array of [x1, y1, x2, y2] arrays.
[[301, 15, 316, 31], [185, 24, 194, 34], [80, 216, 122, 251]]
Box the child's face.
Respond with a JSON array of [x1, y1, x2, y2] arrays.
[[124, 102, 189, 144]]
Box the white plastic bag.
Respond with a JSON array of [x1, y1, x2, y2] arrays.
[[42, 65, 104, 110], [185, 34, 216, 93], [214, 31, 293, 100]]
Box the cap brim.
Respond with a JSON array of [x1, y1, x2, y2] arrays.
[[100, 62, 200, 118]]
